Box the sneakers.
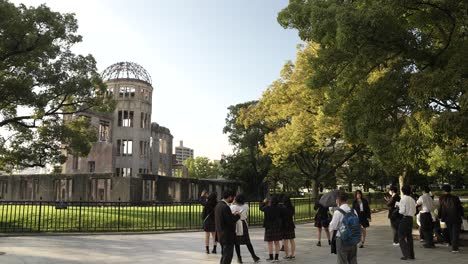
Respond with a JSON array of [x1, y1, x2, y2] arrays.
[[451, 250, 460, 253], [316, 241, 321, 247], [392, 243, 399, 246], [253, 256, 260, 263], [359, 243, 364, 248]]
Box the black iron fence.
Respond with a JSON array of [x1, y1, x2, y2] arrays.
[[0, 197, 387, 233]]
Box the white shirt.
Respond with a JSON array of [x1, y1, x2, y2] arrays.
[[329, 204, 356, 237], [399, 195, 417, 216], [416, 193, 434, 213], [230, 204, 249, 221]]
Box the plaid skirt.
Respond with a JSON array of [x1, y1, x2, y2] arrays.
[[283, 228, 296, 240], [264, 227, 283, 242], [236, 221, 251, 245]]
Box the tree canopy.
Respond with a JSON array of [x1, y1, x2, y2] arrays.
[[183, 157, 220, 179], [0, 1, 114, 171], [278, 0, 467, 185]]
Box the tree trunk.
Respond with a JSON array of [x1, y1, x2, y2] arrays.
[[398, 168, 408, 195], [311, 179, 319, 199], [348, 181, 353, 192]]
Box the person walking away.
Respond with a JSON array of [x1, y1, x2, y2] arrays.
[[215, 190, 241, 264], [397, 185, 417, 260], [230, 194, 260, 263], [384, 186, 401, 246], [352, 190, 371, 248], [282, 196, 296, 260], [439, 184, 464, 253], [260, 196, 283, 262], [417, 186, 435, 248], [201, 192, 218, 254], [314, 195, 331, 246], [329, 191, 360, 264]]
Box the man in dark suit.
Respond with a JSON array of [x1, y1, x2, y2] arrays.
[[215, 189, 240, 264], [384, 185, 401, 245], [439, 184, 464, 253]]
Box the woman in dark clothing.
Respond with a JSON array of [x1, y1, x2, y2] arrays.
[[260, 195, 283, 262], [353, 190, 371, 248], [282, 196, 296, 260], [314, 195, 331, 247], [201, 192, 218, 254], [230, 194, 260, 263]]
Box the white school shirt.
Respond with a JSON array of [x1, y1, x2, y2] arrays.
[[416, 193, 434, 213], [329, 204, 356, 237], [399, 195, 417, 216], [230, 204, 249, 221]]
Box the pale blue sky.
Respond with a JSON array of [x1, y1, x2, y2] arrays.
[[12, 0, 301, 160]]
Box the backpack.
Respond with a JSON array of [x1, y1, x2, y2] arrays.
[[337, 208, 362, 246]]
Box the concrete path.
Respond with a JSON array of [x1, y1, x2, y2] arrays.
[[0, 211, 466, 263]]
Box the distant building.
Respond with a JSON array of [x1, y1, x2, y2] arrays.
[[62, 62, 173, 177], [175, 141, 194, 165]]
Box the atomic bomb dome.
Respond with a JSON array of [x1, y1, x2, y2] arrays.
[[101, 61, 152, 85]]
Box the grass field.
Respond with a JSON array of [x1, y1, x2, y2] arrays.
[[0, 199, 317, 233]]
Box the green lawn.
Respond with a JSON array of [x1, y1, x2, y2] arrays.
[[0, 199, 316, 233]]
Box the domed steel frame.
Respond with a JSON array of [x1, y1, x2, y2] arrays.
[[101, 61, 152, 85]]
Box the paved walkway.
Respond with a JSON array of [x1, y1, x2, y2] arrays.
[[0, 211, 466, 263]]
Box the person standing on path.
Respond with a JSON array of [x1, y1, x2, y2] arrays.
[[352, 190, 371, 248], [260, 195, 283, 262], [416, 186, 435, 248], [230, 194, 260, 263], [215, 190, 241, 264], [329, 191, 358, 264], [397, 185, 417, 260], [314, 195, 331, 247], [439, 184, 464, 253], [384, 186, 401, 246], [281, 196, 296, 260], [201, 192, 218, 254]]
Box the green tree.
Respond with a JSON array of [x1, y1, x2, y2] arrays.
[[222, 102, 273, 199], [0, 1, 114, 171], [278, 0, 467, 186], [183, 157, 219, 179], [240, 43, 363, 198]]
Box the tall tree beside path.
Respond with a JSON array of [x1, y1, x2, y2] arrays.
[[278, 0, 467, 185], [0, 1, 114, 171], [239, 44, 363, 198]]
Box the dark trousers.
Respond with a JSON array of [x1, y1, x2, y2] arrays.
[[220, 244, 234, 264], [420, 213, 434, 247], [390, 219, 399, 243], [336, 239, 357, 264], [399, 216, 415, 259], [446, 223, 461, 251], [235, 243, 257, 260]]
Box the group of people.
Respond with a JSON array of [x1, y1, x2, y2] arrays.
[[386, 184, 465, 261], [314, 190, 371, 250], [200, 190, 296, 264], [313, 190, 371, 264], [200, 185, 464, 264]]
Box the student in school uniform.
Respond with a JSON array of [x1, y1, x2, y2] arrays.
[[260, 196, 283, 262], [352, 190, 371, 248], [230, 194, 260, 263], [397, 185, 417, 260]]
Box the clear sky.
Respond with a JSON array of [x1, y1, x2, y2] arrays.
[[12, 0, 301, 160]]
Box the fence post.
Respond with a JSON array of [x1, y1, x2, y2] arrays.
[[78, 197, 82, 231], [308, 198, 312, 221], [189, 202, 192, 230], [38, 197, 42, 232], [117, 197, 121, 232]]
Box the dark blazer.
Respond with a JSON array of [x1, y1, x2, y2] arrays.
[[439, 193, 464, 224], [260, 202, 283, 229], [353, 198, 371, 220], [215, 200, 240, 245], [387, 194, 400, 219], [201, 199, 216, 226], [282, 206, 296, 230]]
